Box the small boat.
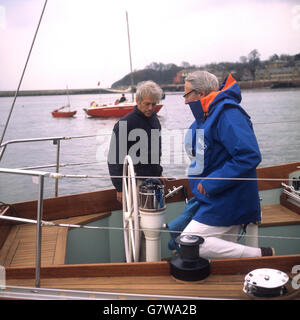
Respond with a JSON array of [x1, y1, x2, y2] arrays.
[[51, 107, 77, 118], [52, 85, 76, 118], [83, 102, 163, 118], [83, 12, 164, 119]]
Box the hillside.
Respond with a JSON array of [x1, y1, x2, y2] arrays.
[[111, 63, 181, 88], [111, 51, 300, 88]]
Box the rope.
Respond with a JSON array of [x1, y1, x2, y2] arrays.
[[0, 215, 299, 242]]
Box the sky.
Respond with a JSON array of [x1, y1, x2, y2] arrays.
[[0, 0, 300, 90]]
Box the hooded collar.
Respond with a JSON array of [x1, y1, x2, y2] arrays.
[[201, 74, 239, 114], [189, 74, 241, 123]]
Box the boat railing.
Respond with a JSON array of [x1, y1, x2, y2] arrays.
[[1, 166, 300, 289], [0, 134, 107, 197], [0, 167, 51, 288]]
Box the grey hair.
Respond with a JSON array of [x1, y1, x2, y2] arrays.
[[136, 80, 163, 103], [185, 71, 219, 95]]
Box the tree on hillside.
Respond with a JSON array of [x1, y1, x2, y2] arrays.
[[269, 54, 279, 61], [248, 49, 261, 78], [111, 63, 181, 88]]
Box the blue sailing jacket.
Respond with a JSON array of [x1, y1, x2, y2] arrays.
[[186, 74, 262, 226]]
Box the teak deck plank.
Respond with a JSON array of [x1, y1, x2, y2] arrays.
[[1, 203, 299, 269], [5, 274, 249, 299], [0, 212, 110, 267], [261, 204, 300, 226], [5, 256, 300, 299], [5, 273, 300, 300]]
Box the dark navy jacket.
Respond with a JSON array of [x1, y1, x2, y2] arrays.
[[108, 106, 163, 192], [186, 74, 262, 226]]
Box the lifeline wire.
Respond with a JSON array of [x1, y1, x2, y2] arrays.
[[48, 172, 300, 182], [0, 215, 299, 242]]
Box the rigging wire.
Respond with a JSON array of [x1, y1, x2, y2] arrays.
[[253, 119, 300, 125], [0, 0, 48, 146], [46, 173, 300, 182], [0, 214, 299, 242]]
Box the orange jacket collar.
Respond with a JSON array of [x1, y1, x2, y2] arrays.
[[200, 74, 237, 115]]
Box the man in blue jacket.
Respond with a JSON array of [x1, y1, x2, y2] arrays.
[[168, 71, 273, 258]]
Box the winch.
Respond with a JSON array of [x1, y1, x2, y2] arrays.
[[139, 178, 166, 262], [169, 234, 210, 281], [139, 178, 166, 212], [243, 268, 289, 298]]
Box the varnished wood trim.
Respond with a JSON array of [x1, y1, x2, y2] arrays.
[[5, 261, 171, 280], [4, 162, 300, 222], [9, 181, 192, 221], [12, 189, 119, 220], [257, 162, 300, 191], [5, 255, 300, 280], [210, 254, 300, 274], [53, 228, 68, 265]]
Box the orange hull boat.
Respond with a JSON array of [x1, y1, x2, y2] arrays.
[[83, 103, 163, 118], [51, 110, 77, 118]]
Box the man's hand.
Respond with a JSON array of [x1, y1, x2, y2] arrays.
[[197, 183, 207, 195], [116, 191, 122, 203]]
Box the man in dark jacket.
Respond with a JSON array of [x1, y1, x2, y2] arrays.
[[108, 81, 163, 202]]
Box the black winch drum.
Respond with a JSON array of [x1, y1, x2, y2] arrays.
[[169, 235, 210, 281]]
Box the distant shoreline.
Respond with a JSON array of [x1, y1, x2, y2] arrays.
[[0, 88, 109, 98], [0, 80, 299, 97]]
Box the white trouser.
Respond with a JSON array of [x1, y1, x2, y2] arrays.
[[182, 220, 261, 260]]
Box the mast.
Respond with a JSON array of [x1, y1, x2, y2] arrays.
[[66, 85, 70, 107], [126, 11, 134, 102]]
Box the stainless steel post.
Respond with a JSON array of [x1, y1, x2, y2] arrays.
[[54, 139, 61, 197], [35, 175, 44, 288]]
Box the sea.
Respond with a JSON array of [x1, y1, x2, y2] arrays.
[[0, 88, 300, 204]]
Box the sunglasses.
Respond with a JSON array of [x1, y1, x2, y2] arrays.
[[183, 89, 196, 98]]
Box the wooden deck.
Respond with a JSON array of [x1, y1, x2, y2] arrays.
[[0, 204, 299, 269], [0, 212, 110, 267], [4, 274, 258, 299], [261, 204, 300, 227], [5, 257, 300, 299], [0, 202, 298, 275]]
